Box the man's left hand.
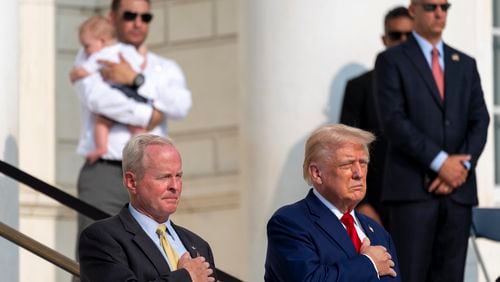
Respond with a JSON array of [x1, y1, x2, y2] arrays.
[[438, 154, 470, 188], [99, 53, 137, 85], [428, 176, 454, 195]]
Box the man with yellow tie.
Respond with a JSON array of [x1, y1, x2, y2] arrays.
[[79, 134, 216, 282]]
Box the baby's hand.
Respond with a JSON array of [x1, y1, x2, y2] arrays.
[[69, 67, 90, 83]]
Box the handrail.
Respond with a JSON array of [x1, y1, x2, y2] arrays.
[[0, 160, 109, 220], [0, 160, 242, 281], [0, 221, 80, 276]]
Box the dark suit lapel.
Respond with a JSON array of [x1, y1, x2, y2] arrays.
[[119, 205, 172, 275], [355, 212, 378, 244], [403, 35, 444, 109], [443, 44, 462, 112], [171, 223, 200, 258], [305, 191, 357, 256]]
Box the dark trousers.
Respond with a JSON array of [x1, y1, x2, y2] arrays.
[[388, 197, 471, 282], [73, 160, 129, 282], [76, 160, 129, 237]]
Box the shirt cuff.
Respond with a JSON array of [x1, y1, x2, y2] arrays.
[[462, 160, 471, 170], [430, 151, 448, 172], [363, 254, 380, 280]]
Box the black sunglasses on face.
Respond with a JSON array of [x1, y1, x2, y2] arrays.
[[122, 11, 154, 23], [387, 31, 413, 41], [421, 3, 451, 12]]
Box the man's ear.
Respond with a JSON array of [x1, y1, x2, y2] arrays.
[[309, 164, 322, 185], [382, 35, 389, 48], [408, 4, 416, 18], [124, 171, 138, 194]]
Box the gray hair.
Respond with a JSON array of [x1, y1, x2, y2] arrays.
[[122, 134, 175, 179], [302, 124, 375, 185]]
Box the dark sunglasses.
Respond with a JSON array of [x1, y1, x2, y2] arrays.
[[420, 3, 451, 12], [387, 31, 412, 41], [122, 11, 154, 23]]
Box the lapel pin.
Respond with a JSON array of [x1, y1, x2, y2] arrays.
[[452, 53, 460, 61], [369, 226, 374, 233]]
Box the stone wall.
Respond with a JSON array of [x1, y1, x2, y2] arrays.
[[54, 0, 243, 279]]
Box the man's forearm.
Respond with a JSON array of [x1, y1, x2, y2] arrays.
[[75, 74, 152, 127], [147, 109, 164, 131]]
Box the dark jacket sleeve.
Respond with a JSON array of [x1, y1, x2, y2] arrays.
[[457, 58, 490, 168]]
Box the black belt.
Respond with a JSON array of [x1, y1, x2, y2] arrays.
[[97, 158, 122, 167]]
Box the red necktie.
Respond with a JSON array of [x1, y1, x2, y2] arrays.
[[431, 47, 445, 100], [341, 213, 362, 253]]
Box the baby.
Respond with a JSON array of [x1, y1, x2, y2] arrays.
[[71, 15, 148, 163]]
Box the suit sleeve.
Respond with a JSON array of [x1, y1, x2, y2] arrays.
[[340, 78, 365, 127], [79, 226, 191, 282], [374, 52, 442, 167], [265, 214, 379, 282], [458, 59, 490, 168]]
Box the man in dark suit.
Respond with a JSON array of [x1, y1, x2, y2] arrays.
[[265, 124, 400, 281], [340, 6, 413, 226], [79, 134, 215, 282], [374, 1, 490, 281]]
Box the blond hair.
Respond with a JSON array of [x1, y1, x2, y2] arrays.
[[79, 15, 116, 41], [302, 124, 375, 185]]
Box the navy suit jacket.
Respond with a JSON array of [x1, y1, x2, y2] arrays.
[[374, 34, 489, 205], [79, 205, 216, 282], [265, 189, 400, 281]]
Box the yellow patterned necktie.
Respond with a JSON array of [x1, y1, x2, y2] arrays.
[[156, 224, 179, 270]]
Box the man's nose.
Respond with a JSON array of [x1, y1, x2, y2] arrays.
[[134, 17, 144, 27], [169, 177, 182, 191], [435, 6, 446, 17], [352, 162, 364, 179]]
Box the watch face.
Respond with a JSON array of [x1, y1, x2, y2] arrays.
[[134, 74, 145, 87]]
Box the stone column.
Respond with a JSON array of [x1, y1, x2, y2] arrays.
[[18, 0, 57, 281], [0, 0, 19, 281], [239, 1, 343, 280]]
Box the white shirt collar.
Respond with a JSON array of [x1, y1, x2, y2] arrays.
[[128, 203, 176, 241], [412, 31, 445, 70], [312, 188, 362, 227]]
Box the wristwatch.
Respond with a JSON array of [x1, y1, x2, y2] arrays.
[[132, 73, 145, 89]]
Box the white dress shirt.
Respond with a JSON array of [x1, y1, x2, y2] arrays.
[[74, 50, 192, 160]]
